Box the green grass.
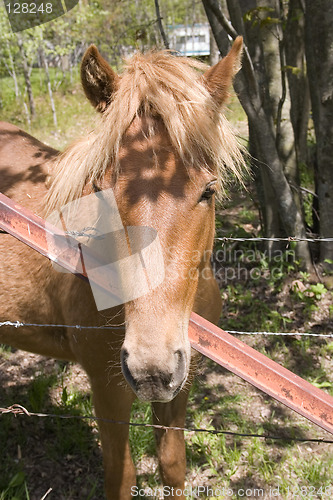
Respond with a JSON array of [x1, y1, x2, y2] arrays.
[[0, 471, 30, 500], [181, 371, 333, 500], [0, 361, 102, 500], [129, 401, 155, 465]]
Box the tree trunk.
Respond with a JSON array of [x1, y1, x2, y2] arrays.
[[17, 35, 35, 119], [304, 0, 333, 265], [285, 0, 310, 168], [233, 0, 286, 254], [39, 44, 58, 129], [257, 0, 298, 188], [202, 0, 313, 269], [5, 39, 20, 99], [249, 122, 282, 255]]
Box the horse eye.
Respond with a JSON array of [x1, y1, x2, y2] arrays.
[[92, 181, 101, 193], [199, 183, 216, 203]]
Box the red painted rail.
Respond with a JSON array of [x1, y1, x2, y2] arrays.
[[1, 192, 333, 435]]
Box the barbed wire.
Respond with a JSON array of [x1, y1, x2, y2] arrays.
[[2, 211, 333, 452], [215, 236, 333, 243], [0, 320, 124, 330], [1, 404, 332, 444], [3, 228, 333, 244], [225, 330, 333, 338], [1, 320, 331, 338]]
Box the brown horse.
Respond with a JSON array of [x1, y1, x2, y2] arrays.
[[0, 38, 245, 499]]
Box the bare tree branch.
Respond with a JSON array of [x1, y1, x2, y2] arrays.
[[203, 0, 257, 95], [154, 0, 169, 49]]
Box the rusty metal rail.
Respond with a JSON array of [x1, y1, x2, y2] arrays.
[[0, 193, 123, 302], [0, 194, 84, 273], [189, 313, 333, 435], [1, 192, 333, 436]]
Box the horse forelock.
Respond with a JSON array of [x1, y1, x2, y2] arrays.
[[46, 50, 246, 214]]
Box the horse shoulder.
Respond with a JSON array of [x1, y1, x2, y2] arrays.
[[0, 123, 75, 358], [0, 121, 58, 207]]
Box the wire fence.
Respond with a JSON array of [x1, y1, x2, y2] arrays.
[[1, 233, 332, 448], [1, 404, 333, 444], [2, 229, 333, 243], [1, 318, 333, 445], [0, 320, 124, 330], [1, 320, 332, 338], [215, 236, 333, 243]]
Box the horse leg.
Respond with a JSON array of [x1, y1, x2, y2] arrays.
[[152, 387, 190, 499], [151, 263, 222, 497], [89, 373, 136, 500]]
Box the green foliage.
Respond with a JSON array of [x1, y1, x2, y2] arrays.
[[44, 368, 96, 457], [0, 471, 29, 500], [219, 238, 330, 332], [0, 0, 209, 144], [0, 344, 13, 356], [223, 282, 291, 332], [291, 281, 329, 315], [0, 65, 95, 148], [0, 0, 208, 86], [27, 374, 57, 412], [243, 6, 280, 28], [184, 359, 333, 498]]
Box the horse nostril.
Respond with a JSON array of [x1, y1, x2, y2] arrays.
[[174, 349, 186, 372], [120, 348, 129, 374], [121, 348, 137, 390], [167, 349, 186, 390], [121, 348, 129, 366]]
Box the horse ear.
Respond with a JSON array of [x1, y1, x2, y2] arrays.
[[81, 45, 120, 112], [203, 36, 243, 108]]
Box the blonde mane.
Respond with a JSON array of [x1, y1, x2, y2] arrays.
[[46, 50, 246, 212]]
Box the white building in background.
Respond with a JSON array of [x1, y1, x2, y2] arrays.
[[168, 24, 211, 57]]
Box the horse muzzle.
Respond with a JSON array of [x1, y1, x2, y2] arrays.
[[120, 347, 188, 402]]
